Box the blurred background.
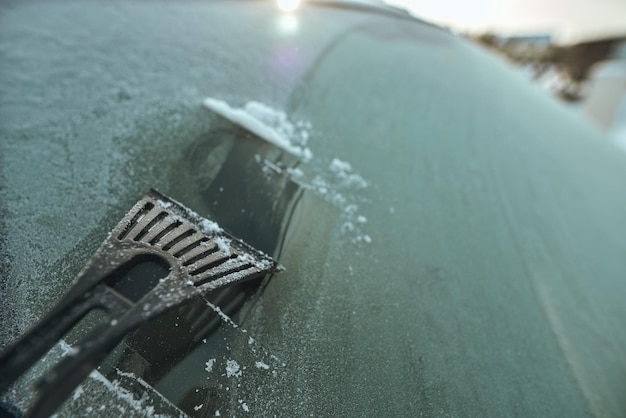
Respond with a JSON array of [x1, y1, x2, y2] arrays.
[[385, 0, 626, 149]]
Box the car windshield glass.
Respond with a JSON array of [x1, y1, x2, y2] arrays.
[[222, 19, 624, 417], [2, 1, 626, 417]]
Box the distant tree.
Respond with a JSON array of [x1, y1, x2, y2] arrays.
[[466, 31, 625, 102], [476, 32, 498, 48]]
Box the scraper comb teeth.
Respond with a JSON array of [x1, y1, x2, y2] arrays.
[[109, 189, 276, 290]]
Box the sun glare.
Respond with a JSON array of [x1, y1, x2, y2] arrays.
[[277, 0, 300, 13]]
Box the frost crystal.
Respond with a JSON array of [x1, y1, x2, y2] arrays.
[[72, 385, 84, 401], [255, 361, 270, 370], [213, 236, 232, 255], [329, 158, 368, 189], [198, 218, 221, 234], [205, 359, 216, 373], [226, 360, 242, 378], [156, 199, 172, 209]]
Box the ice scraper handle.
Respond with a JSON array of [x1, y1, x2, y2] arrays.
[[0, 290, 100, 393], [27, 320, 130, 418]]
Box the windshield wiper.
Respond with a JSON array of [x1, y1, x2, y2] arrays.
[[0, 189, 278, 418]]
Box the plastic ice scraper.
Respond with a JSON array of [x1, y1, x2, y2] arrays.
[[0, 189, 278, 418]]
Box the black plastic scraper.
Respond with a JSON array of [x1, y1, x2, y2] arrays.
[[0, 189, 278, 417]]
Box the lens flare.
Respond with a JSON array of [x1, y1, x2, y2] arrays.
[[277, 0, 300, 12], [277, 14, 299, 34]]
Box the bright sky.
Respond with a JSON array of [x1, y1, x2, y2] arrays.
[[385, 0, 626, 43]]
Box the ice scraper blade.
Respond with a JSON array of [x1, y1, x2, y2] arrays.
[[0, 189, 278, 418]]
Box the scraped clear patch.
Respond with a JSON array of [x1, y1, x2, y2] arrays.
[[196, 301, 286, 417], [203, 98, 312, 162], [203, 98, 372, 245]]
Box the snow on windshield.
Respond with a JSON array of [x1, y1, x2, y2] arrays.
[[315, 158, 371, 245], [203, 98, 313, 162], [203, 97, 373, 246]]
